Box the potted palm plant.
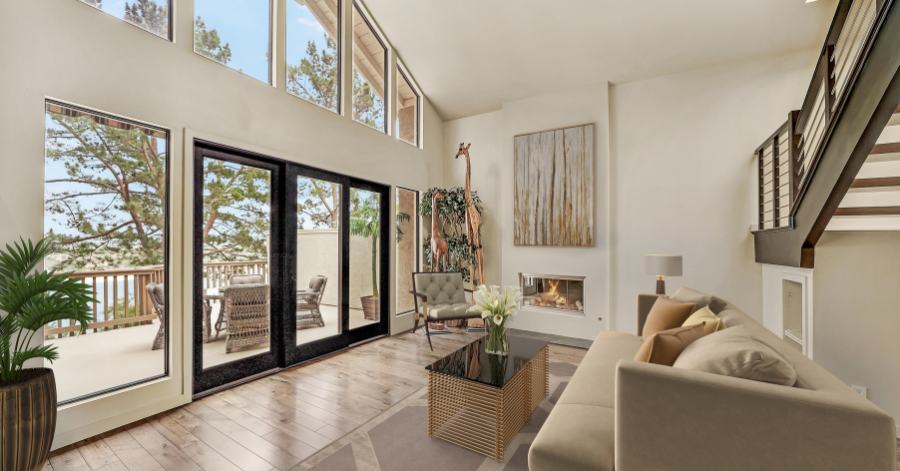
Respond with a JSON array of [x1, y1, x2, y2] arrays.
[[350, 196, 410, 320], [0, 238, 94, 468]]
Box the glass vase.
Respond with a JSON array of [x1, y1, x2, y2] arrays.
[[485, 319, 509, 355]]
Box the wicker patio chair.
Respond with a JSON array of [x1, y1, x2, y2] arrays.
[[145, 282, 165, 351], [222, 281, 270, 353], [213, 273, 265, 338], [297, 275, 327, 329]]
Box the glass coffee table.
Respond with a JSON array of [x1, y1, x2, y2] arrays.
[[425, 333, 550, 461]]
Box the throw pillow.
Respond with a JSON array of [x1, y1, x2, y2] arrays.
[[671, 287, 728, 314], [682, 306, 726, 336], [673, 325, 797, 386], [634, 323, 706, 366], [642, 296, 697, 338]]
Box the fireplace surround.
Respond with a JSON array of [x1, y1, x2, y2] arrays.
[[519, 273, 585, 315]]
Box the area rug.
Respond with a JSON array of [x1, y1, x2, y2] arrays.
[[289, 358, 579, 471]]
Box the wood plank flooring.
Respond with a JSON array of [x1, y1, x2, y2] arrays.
[[45, 333, 900, 470], [48, 330, 587, 471]]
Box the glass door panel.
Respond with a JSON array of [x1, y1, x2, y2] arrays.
[[193, 142, 280, 394], [200, 157, 273, 368], [349, 188, 382, 329], [295, 176, 341, 345], [396, 187, 419, 315]]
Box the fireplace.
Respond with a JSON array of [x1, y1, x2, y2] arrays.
[[519, 273, 585, 314]]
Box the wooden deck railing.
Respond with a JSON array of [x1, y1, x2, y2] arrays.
[[47, 265, 165, 338], [46, 260, 267, 338], [204, 260, 268, 289]]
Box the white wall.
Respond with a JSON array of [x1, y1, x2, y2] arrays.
[[609, 51, 817, 333], [443, 50, 820, 339], [813, 232, 900, 437], [1, 0, 443, 447], [444, 85, 612, 339]]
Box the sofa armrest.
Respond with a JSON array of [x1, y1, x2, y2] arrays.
[[615, 360, 895, 471], [636, 294, 659, 335]]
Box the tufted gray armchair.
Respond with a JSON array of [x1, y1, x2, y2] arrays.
[[410, 272, 478, 350]]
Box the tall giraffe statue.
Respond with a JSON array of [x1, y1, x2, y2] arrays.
[[429, 191, 449, 272], [455, 143, 484, 289]]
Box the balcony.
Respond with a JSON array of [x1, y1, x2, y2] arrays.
[[46, 260, 374, 403]]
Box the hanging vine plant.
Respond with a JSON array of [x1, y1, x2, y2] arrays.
[[420, 187, 483, 282]]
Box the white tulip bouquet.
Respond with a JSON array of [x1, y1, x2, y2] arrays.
[[469, 285, 522, 355]]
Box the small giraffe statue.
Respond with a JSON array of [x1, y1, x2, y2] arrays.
[[456, 143, 484, 288], [429, 191, 450, 272]]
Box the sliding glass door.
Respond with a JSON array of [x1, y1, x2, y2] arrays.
[[193, 141, 390, 395], [192, 143, 282, 392]]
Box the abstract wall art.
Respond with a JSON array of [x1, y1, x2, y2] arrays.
[[514, 123, 594, 247]]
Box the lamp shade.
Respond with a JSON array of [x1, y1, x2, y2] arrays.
[[642, 254, 682, 277]]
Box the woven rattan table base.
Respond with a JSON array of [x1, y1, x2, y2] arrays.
[[427, 345, 549, 462]]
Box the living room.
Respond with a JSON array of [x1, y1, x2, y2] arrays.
[[2, 0, 899, 470]]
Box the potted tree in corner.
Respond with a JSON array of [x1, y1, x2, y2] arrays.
[[0, 238, 94, 469], [350, 195, 409, 321]]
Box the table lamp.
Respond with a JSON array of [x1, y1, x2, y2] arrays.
[[642, 254, 682, 295]]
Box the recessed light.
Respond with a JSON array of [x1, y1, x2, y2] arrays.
[[806, 0, 819, 3]]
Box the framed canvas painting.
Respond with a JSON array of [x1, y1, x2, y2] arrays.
[[514, 123, 594, 246]]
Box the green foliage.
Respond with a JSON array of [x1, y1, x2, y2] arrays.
[[349, 195, 380, 299], [45, 113, 167, 270], [202, 159, 271, 261], [348, 193, 410, 299], [124, 0, 168, 37], [194, 17, 232, 65], [0, 239, 96, 381], [287, 35, 339, 112], [420, 187, 483, 280], [297, 178, 339, 229], [352, 70, 384, 130]]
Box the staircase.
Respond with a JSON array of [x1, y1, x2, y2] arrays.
[[827, 106, 900, 230], [753, 0, 900, 268]]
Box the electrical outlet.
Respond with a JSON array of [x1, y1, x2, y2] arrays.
[[851, 385, 868, 398]]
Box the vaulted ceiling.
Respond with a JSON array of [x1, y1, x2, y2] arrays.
[[363, 0, 839, 121]]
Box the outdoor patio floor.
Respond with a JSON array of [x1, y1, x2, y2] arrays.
[[49, 305, 379, 402]]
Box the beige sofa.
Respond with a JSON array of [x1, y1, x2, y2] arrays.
[[529, 288, 896, 471]]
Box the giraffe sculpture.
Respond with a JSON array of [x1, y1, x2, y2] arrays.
[[429, 191, 450, 272], [455, 143, 484, 289]]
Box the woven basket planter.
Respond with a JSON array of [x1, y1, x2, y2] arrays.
[[0, 368, 57, 470]]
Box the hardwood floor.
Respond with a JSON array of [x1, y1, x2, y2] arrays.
[[47, 330, 587, 471], [46, 332, 899, 470]]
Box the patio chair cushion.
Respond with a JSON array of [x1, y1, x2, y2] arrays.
[[230, 274, 264, 285], [420, 302, 475, 320], [308, 275, 326, 292]]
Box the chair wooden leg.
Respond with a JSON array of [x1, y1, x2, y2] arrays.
[[424, 319, 433, 351], [413, 314, 420, 335]]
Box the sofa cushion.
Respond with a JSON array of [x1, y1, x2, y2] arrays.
[[642, 296, 697, 338], [674, 325, 797, 386], [682, 306, 726, 336], [634, 323, 705, 365], [529, 404, 615, 471], [671, 287, 728, 313], [557, 331, 642, 409]]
